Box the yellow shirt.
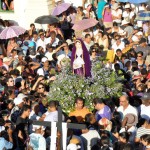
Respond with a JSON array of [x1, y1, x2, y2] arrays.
[[69, 107, 91, 123]]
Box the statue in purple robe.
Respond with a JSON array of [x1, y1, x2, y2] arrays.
[[71, 39, 91, 77]]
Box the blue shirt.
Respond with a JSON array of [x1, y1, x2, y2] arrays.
[[0, 137, 13, 150], [97, 0, 106, 19], [96, 105, 112, 121]]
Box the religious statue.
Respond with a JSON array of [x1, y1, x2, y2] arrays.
[[71, 39, 91, 77]]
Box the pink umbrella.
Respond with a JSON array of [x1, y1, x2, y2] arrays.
[[72, 18, 99, 31], [0, 26, 26, 39], [52, 3, 71, 16]]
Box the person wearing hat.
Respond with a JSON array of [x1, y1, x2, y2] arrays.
[[135, 37, 150, 59], [29, 125, 46, 150], [13, 51, 26, 69], [121, 20, 134, 38], [120, 113, 138, 143], [122, 4, 135, 24], [10, 97, 24, 117], [139, 92, 150, 122], [2, 57, 13, 71], [36, 32, 47, 52], [111, 3, 122, 24], [37, 57, 50, 76]]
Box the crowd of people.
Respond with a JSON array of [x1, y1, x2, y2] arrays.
[[0, 0, 150, 149]]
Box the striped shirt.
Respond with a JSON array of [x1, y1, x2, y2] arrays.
[[136, 127, 150, 138]]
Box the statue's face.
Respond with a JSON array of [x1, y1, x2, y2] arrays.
[[75, 40, 82, 49]]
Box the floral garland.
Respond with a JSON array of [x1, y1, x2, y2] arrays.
[[48, 57, 122, 113]]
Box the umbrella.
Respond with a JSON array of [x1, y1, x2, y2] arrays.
[[35, 15, 59, 24], [4, 20, 19, 26], [52, 3, 71, 16], [0, 26, 26, 39], [129, 0, 148, 4], [117, 0, 129, 2], [136, 11, 150, 21], [72, 18, 99, 31]]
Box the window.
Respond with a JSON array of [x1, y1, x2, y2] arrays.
[[0, 0, 14, 12]]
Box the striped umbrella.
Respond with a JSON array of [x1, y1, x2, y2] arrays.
[[136, 11, 150, 21], [129, 0, 148, 4], [72, 18, 98, 31], [0, 26, 26, 39]]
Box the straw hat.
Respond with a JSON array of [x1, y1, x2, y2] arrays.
[[124, 113, 138, 126]]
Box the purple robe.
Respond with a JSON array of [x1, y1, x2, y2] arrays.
[[71, 39, 91, 77]]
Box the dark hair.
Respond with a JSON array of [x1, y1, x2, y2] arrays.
[[5, 86, 14, 97], [116, 49, 122, 53], [48, 100, 58, 108], [113, 22, 118, 27], [101, 135, 110, 146], [85, 34, 91, 39], [119, 132, 130, 142], [136, 118, 147, 128], [89, 46, 98, 55], [123, 143, 135, 150], [93, 98, 104, 105], [140, 134, 150, 144], [77, 6, 83, 11], [30, 23, 35, 27], [141, 68, 148, 75], [85, 113, 93, 122], [21, 105, 31, 114], [75, 97, 85, 104], [137, 51, 143, 56], [32, 31, 38, 35]]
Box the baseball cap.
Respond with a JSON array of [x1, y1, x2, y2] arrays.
[[141, 93, 150, 100], [17, 93, 27, 99], [41, 57, 48, 63], [14, 97, 24, 105]]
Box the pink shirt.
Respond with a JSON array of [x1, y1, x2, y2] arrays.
[[103, 10, 113, 22]]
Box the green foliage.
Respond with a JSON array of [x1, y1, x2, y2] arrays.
[[48, 57, 122, 113]]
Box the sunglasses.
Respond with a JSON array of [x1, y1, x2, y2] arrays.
[[92, 50, 96, 52], [38, 87, 44, 89], [9, 80, 14, 82], [28, 78, 32, 80], [137, 55, 142, 57]]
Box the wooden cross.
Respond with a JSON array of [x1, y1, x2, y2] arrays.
[[33, 104, 86, 150]]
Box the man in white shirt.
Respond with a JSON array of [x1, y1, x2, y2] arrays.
[[112, 35, 125, 53], [36, 32, 47, 52], [139, 93, 150, 121], [45, 31, 59, 47], [84, 34, 94, 51], [117, 95, 138, 120]]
